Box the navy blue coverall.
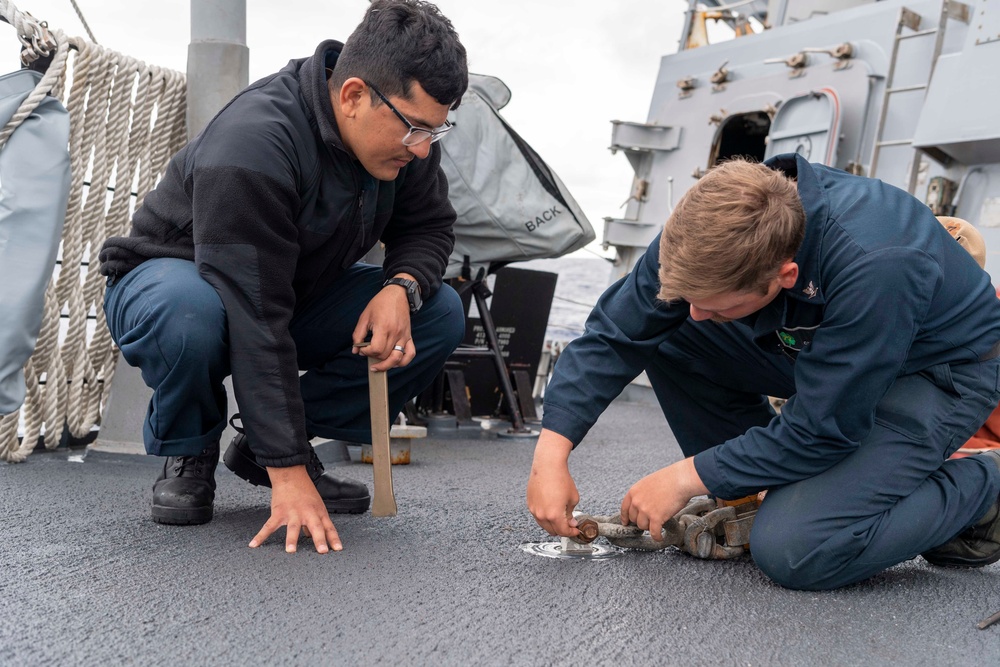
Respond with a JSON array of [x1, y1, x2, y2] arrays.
[[541, 154, 1000, 590]]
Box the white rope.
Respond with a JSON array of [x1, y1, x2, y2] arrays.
[[68, 0, 97, 44], [0, 4, 187, 461]]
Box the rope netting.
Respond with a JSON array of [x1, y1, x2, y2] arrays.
[[0, 0, 187, 461]]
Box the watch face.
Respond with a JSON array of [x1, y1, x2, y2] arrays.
[[407, 283, 422, 312]]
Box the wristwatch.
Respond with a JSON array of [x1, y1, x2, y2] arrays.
[[383, 277, 422, 313]]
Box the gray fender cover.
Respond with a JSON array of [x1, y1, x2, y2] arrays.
[[0, 69, 71, 414], [439, 73, 595, 279]]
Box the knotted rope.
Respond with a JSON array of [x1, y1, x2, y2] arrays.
[[0, 0, 187, 462]]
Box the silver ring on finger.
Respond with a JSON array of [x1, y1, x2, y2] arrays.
[[393, 345, 405, 353]]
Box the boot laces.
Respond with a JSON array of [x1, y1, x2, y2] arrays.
[[171, 451, 212, 477], [307, 449, 325, 478]]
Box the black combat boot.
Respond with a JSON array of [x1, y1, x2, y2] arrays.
[[223, 431, 370, 514], [151, 444, 219, 525], [922, 451, 1000, 567]]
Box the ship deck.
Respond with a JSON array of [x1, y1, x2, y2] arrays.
[[1, 397, 998, 665]]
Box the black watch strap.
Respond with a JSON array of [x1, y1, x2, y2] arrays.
[[383, 277, 422, 313]]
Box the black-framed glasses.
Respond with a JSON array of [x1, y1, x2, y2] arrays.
[[364, 80, 453, 146]]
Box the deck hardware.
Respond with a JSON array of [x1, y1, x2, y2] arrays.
[[571, 494, 762, 560], [926, 176, 958, 215], [710, 60, 730, 91], [765, 51, 808, 77], [619, 179, 649, 208], [803, 42, 854, 69]]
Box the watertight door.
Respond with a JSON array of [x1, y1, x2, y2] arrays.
[[764, 88, 842, 166]]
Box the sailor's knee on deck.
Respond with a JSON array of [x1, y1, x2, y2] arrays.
[[749, 506, 843, 591]]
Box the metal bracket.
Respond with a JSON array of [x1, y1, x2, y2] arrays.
[[946, 1, 970, 24], [511, 368, 538, 422], [901, 7, 922, 31], [677, 76, 698, 99], [710, 60, 730, 92], [764, 51, 808, 78], [609, 120, 681, 175], [802, 42, 855, 70]]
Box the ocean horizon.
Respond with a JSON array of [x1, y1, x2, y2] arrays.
[[510, 254, 613, 344]]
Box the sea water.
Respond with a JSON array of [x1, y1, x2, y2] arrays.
[[503, 254, 613, 343]]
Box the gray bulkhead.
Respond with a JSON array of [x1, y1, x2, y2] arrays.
[[607, 0, 1000, 280]]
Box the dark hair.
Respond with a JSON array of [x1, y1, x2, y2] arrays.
[[331, 0, 468, 109]]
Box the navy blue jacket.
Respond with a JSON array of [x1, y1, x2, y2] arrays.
[[541, 154, 1000, 499], [99, 42, 456, 466]]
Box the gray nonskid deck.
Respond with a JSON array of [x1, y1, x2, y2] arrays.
[[1, 400, 997, 666]]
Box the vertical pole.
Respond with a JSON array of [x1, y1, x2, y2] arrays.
[[765, 0, 790, 29], [94, 2, 249, 454], [189, 0, 249, 447], [677, 0, 699, 52], [187, 0, 249, 138]]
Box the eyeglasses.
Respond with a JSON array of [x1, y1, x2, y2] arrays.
[[364, 81, 453, 146]]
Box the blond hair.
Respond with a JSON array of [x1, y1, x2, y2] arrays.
[[658, 158, 805, 302]]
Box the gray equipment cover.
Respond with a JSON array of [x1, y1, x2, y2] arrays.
[[0, 70, 71, 414], [439, 74, 595, 279]]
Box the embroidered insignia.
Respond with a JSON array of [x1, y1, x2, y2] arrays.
[[803, 281, 818, 299], [778, 331, 797, 347]]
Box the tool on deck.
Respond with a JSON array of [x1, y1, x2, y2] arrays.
[[978, 609, 1000, 630], [572, 493, 762, 559], [357, 342, 397, 517]]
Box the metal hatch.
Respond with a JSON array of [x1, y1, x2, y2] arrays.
[[764, 87, 842, 165]]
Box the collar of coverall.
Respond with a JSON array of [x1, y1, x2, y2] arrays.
[[763, 153, 828, 306]]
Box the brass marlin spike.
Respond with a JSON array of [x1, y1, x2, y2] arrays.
[[357, 342, 397, 517]]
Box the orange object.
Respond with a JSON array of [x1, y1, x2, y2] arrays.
[[953, 409, 1000, 458], [951, 286, 1000, 459]]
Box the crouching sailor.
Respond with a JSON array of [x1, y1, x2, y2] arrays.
[[98, 0, 468, 553], [527, 155, 1000, 590]]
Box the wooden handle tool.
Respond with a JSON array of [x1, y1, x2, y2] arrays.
[[358, 343, 397, 517]]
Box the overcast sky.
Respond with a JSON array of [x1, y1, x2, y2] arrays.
[[14, 0, 690, 257]]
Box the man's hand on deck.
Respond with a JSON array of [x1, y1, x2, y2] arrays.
[[620, 457, 709, 541], [527, 429, 580, 537], [249, 465, 342, 553]]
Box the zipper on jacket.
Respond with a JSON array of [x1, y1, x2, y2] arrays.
[[357, 189, 366, 250]]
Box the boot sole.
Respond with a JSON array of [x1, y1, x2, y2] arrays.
[[152, 504, 213, 525], [923, 548, 1000, 568], [325, 497, 371, 514]]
